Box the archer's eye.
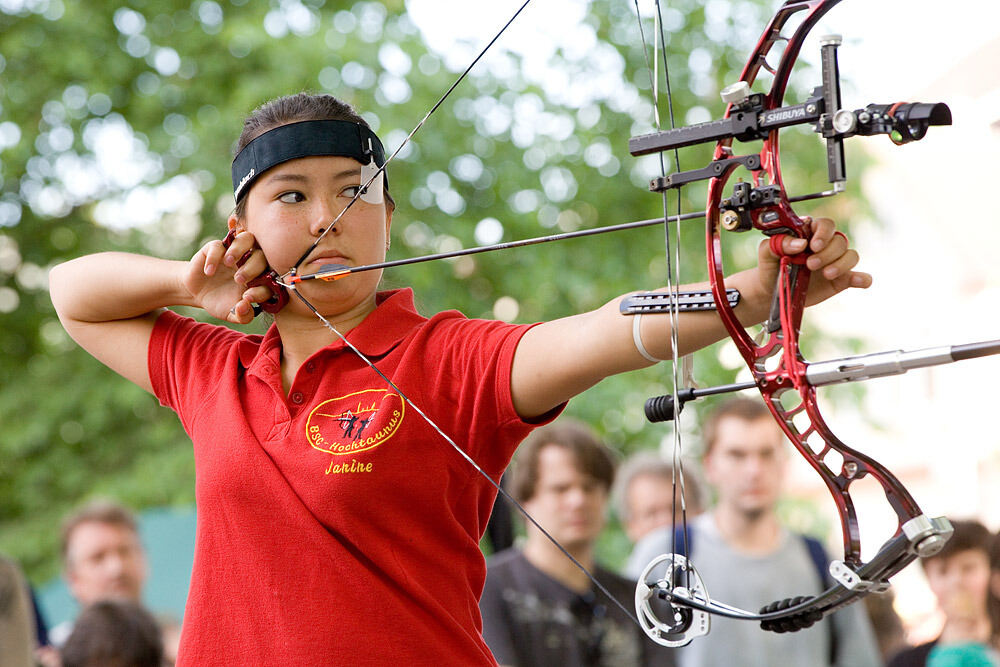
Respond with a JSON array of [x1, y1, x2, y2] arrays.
[[340, 185, 361, 198], [278, 191, 305, 204]]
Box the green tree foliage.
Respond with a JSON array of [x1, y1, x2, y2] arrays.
[[1, 0, 852, 580]]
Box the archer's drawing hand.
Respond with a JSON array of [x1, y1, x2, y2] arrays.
[[757, 216, 872, 308], [186, 230, 275, 324]]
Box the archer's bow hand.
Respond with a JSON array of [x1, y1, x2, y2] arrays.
[[756, 217, 873, 309]]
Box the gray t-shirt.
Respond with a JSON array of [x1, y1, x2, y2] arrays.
[[626, 513, 883, 667]]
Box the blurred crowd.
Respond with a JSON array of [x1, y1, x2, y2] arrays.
[[3, 397, 998, 666], [2, 500, 176, 667], [477, 400, 1000, 667]]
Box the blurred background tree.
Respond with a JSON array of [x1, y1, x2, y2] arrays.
[[1, 0, 849, 583]]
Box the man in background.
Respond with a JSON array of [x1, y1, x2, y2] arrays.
[[614, 450, 705, 576], [48, 500, 148, 646], [480, 419, 669, 667], [627, 398, 880, 666]]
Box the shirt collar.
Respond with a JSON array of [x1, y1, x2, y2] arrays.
[[346, 288, 426, 357], [236, 288, 426, 368]]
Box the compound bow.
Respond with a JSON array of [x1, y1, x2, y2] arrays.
[[624, 0, 998, 646]]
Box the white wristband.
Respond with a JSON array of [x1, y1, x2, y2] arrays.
[[632, 313, 662, 363]]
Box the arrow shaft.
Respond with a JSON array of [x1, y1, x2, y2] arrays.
[[290, 188, 838, 284]]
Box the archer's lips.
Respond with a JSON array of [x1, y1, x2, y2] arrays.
[[309, 255, 349, 267]]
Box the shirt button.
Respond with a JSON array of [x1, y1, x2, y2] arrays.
[[291, 392, 305, 405], [305, 362, 316, 373]]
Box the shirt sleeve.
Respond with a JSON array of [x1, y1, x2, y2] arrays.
[[147, 310, 248, 430], [418, 315, 565, 476]]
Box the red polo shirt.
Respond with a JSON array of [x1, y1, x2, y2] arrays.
[[149, 288, 550, 665]]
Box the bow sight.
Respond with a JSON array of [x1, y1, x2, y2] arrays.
[[629, 34, 950, 234], [622, 31, 959, 422]]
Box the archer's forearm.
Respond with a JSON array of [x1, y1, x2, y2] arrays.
[[510, 269, 770, 418], [49, 252, 193, 325], [635, 268, 772, 361]]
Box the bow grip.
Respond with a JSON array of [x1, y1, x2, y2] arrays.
[[221, 229, 289, 315]]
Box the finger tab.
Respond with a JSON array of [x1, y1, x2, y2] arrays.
[[219, 230, 288, 316], [247, 270, 289, 314]]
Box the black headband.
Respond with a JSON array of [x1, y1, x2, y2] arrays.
[[231, 119, 387, 201]]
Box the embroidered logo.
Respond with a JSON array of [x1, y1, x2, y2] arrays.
[[305, 389, 404, 474]]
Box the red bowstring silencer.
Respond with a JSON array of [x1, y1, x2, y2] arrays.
[[221, 229, 289, 315]]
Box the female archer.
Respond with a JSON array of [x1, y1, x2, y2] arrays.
[[49, 92, 870, 665]]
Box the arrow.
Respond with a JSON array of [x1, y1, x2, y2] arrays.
[[283, 189, 839, 285]]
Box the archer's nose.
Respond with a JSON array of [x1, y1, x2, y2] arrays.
[[310, 214, 335, 238]]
